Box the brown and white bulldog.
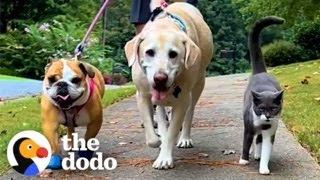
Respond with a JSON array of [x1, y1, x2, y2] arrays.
[[41, 58, 104, 163]]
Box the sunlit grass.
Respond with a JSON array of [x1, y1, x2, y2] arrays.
[[271, 60, 320, 163], [0, 75, 31, 81]]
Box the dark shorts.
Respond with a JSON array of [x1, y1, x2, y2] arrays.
[[130, 0, 198, 25], [130, 0, 152, 24]]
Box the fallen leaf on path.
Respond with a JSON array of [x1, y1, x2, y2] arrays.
[[119, 142, 127, 145], [109, 121, 118, 124], [118, 158, 152, 167], [222, 149, 236, 155], [305, 76, 311, 79], [198, 153, 209, 158], [38, 169, 52, 178]]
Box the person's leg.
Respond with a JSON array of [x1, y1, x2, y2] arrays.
[[130, 0, 151, 35], [134, 24, 145, 35], [186, 0, 198, 6]]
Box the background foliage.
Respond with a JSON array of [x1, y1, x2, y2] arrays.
[[0, 0, 320, 79]]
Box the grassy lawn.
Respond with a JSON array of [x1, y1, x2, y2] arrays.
[[271, 60, 320, 163], [0, 75, 31, 81], [0, 86, 136, 175]]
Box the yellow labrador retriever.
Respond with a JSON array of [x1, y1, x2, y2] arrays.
[[125, 2, 213, 169]]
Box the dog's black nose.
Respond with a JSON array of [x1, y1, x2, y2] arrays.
[[56, 81, 68, 87], [154, 72, 168, 85], [56, 81, 69, 96]]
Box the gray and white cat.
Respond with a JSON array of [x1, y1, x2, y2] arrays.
[[239, 16, 285, 175]]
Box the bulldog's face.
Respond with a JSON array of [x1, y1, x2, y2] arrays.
[[125, 30, 200, 103], [43, 59, 95, 109]]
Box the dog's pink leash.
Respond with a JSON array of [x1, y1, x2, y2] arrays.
[[74, 0, 111, 59]]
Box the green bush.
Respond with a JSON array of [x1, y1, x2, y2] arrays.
[[0, 17, 114, 79], [293, 20, 320, 59], [262, 40, 307, 66]]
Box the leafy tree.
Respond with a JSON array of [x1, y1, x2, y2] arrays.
[[199, 0, 249, 75], [233, 0, 320, 63], [102, 0, 134, 78], [232, 0, 320, 26]]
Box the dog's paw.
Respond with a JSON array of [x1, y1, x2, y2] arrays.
[[146, 136, 161, 148], [259, 167, 270, 175], [177, 138, 193, 148], [47, 154, 62, 170], [152, 155, 174, 170], [238, 158, 249, 165]]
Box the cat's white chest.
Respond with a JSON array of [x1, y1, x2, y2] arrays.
[[252, 109, 279, 132]]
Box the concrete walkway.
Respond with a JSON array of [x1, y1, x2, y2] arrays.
[[4, 74, 320, 179]]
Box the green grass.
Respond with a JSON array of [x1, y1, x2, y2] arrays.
[[0, 86, 136, 175], [0, 75, 30, 81], [270, 60, 320, 163]]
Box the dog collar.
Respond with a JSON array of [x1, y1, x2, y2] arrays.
[[61, 78, 95, 128], [167, 13, 187, 32], [150, 6, 187, 32]]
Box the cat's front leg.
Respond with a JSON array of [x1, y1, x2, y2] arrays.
[[259, 130, 275, 175], [254, 134, 262, 160], [239, 128, 254, 165]]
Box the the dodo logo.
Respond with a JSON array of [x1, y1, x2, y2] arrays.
[[7, 130, 52, 176]]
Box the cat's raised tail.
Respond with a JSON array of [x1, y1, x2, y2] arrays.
[[249, 16, 285, 75]]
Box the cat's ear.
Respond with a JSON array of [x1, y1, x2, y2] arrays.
[[251, 90, 261, 105], [274, 90, 284, 105]]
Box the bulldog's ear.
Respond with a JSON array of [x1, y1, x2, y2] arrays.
[[79, 62, 95, 78], [124, 35, 144, 67], [184, 36, 201, 69], [44, 62, 52, 73]]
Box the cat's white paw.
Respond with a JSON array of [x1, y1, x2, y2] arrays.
[[177, 137, 193, 148], [259, 167, 270, 175], [239, 158, 249, 165], [152, 154, 174, 170]]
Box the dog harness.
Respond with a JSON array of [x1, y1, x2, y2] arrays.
[[150, 6, 187, 33], [61, 78, 95, 128]]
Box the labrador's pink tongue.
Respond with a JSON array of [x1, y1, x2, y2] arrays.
[[151, 89, 168, 102], [57, 94, 69, 101]]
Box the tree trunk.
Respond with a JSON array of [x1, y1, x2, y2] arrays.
[[0, 0, 7, 33], [0, 18, 7, 33]]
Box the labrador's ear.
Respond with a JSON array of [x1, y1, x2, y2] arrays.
[[79, 62, 95, 78], [124, 35, 144, 67], [183, 35, 201, 69]]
